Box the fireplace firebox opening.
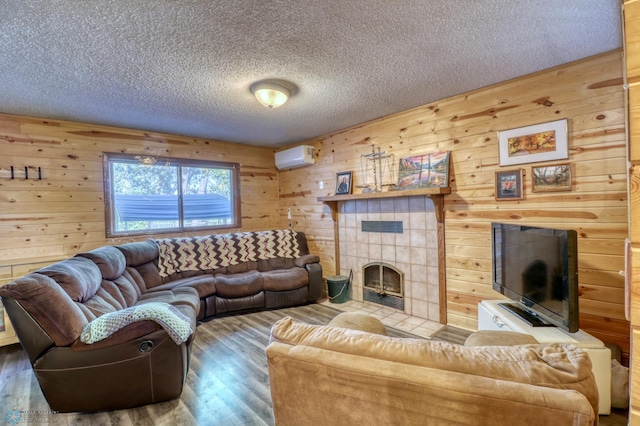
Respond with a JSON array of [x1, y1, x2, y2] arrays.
[[363, 262, 404, 310]]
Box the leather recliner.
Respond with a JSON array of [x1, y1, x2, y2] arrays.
[[0, 246, 199, 413]]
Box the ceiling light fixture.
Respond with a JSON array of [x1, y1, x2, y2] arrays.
[[250, 79, 298, 109]]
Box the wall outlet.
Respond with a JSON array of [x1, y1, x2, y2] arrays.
[[319, 181, 324, 189]]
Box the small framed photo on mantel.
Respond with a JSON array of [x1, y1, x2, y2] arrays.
[[335, 171, 352, 195], [495, 169, 524, 201]]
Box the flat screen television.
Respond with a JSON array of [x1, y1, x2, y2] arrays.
[[491, 223, 579, 333]]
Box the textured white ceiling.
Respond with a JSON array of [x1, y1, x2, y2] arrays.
[[0, 1, 622, 147]]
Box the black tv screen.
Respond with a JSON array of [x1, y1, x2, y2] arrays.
[[491, 223, 579, 333]]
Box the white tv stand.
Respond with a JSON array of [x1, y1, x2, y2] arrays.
[[478, 300, 611, 415]]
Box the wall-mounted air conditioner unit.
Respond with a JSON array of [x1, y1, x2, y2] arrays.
[[275, 145, 315, 170]]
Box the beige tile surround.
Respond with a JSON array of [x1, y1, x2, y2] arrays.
[[336, 195, 441, 323]]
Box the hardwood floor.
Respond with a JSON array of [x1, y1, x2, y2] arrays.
[[0, 304, 346, 425], [0, 303, 628, 425]]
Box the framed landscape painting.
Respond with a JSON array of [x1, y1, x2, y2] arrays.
[[495, 169, 523, 201], [531, 164, 572, 192], [498, 119, 568, 166], [397, 151, 450, 190]]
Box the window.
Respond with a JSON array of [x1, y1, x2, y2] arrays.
[[103, 153, 241, 237]]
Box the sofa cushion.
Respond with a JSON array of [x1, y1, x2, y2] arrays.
[[82, 281, 131, 315], [128, 263, 163, 290], [262, 268, 308, 291], [270, 317, 599, 415], [146, 275, 216, 298], [117, 241, 164, 289], [0, 273, 90, 346], [258, 257, 295, 271], [114, 272, 143, 303], [36, 257, 102, 303], [116, 241, 159, 267], [227, 261, 258, 274], [76, 246, 126, 280], [214, 270, 263, 298], [294, 232, 310, 255], [137, 287, 200, 313]]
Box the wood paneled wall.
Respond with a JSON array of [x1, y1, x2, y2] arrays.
[[279, 50, 629, 356], [624, 0, 640, 420], [0, 51, 629, 360], [0, 115, 278, 282]]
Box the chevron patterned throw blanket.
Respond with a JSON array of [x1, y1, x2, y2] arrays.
[[155, 230, 301, 278]]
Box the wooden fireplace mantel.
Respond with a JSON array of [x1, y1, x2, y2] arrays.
[[317, 187, 450, 323], [317, 187, 450, 223]]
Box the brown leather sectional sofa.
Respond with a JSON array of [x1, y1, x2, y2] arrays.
[[0, 230, 322, 413], [122, 230, 323, 320]]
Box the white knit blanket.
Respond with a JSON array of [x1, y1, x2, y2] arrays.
[[80, 302, 193, 345]]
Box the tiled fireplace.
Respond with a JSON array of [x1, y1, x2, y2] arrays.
[[337, 195, 440, 321]]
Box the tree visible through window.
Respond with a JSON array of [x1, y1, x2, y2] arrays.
[[103, 153, 241, 237]]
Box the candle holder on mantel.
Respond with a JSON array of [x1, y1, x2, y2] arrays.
[[355, 144, 396, 193]]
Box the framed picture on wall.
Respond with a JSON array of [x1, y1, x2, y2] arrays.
[[495, 169, 523, 201], [531, 163, 572, 192], [335, 171, 352, 195], [397, 151, 450, 190], [498, 119, 568, 166]]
